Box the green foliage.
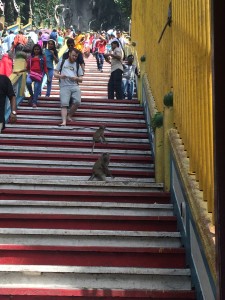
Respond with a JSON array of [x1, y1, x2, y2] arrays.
[[91, 0, 131, 31], [3, 0, 132, 30], [140, 55, 146, 62], [4, 0, 15, 25], [3, 0, 61, 27], [32, 0, 61, 27], [163, 91, 173, 107], [151, 112, 163, 131], [114, 0, 132, 18]]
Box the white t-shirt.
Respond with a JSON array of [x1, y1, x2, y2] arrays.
[[122, 64, 136, 80], [56, 58, 83, 87]]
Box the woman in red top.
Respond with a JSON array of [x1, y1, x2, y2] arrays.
[[15, 44, 48, 108]]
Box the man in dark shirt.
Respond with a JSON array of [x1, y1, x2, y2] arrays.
[[0, 75, 17, 133], [62, 38, 85, 72]]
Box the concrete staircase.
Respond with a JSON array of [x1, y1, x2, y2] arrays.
[[0, 55, 196, 299]]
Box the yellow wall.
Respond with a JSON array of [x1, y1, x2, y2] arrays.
[[131, 0, 214, 213]]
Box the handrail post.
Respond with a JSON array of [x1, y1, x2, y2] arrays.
[[138, 59, 146, 104], [163, 106, 174, 191]]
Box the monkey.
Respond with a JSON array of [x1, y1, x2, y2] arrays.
[[88, 152, 113, 181], [92, 125, 107, 153]]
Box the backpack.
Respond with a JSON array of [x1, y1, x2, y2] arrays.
[[50, 31, 57, 41], [14, 34, 27, 47], [23, 38, 34, 53]]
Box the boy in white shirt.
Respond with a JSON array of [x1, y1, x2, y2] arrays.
[[122, 54, 140, 100]]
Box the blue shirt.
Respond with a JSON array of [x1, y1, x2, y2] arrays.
[[44, 49, 58, 69]]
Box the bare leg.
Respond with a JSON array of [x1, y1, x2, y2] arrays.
[[68, 103, 79, 121], [0, 123, 3, 133], [59, 107, 67, 126]]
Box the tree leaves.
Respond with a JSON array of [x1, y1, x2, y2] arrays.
[[3, 0, 61, 27], [3, 0, 131, 30], [114, 0, 131, 18]]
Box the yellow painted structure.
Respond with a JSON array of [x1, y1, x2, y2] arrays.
[[131, 0, 215, 284], [131, 0, 213, 213]]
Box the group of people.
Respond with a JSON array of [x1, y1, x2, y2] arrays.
[[13, 35, 84, 125], [14, 39, 59, 107], [0, 26, 66, 54], [1, 25, 140, 130], [90, 30, 139, 100]]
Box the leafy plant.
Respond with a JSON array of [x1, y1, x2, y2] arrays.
[[151, 112, 163, 131], [140, 55, 146, 62], [163, 91, 173, 107]]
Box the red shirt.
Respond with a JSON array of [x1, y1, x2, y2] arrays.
[[95, 40, 107, 54], [26, 56, 48, 74]]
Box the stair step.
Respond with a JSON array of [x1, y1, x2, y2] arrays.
[[0, 213, 177, 231], [6, 123, 148, 133], [3, 128, 149, 140], [15, 115, 146, 126], [24, 96, 140, 104], [16, 111, 145, 120], [15, 119, 147, 129], [0, 190, 170, 204], [17, 106, 144, 114], [0, 159, 154, 168], [0, 168, 153, 178], [0, 175, 163, 192], [0, 152, 152, 163], [0, 139, 150, 151], [0, 134, 149, 144], [0, 288, 197, 299], [0, 265, 192, 290], [0, 245, 186, 268], [0, 228, 182, 248], [0, 202, 173, 216], [0, 145, 152, 156]]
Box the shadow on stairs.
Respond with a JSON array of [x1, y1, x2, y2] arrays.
[[0, 55, 196, 299]]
